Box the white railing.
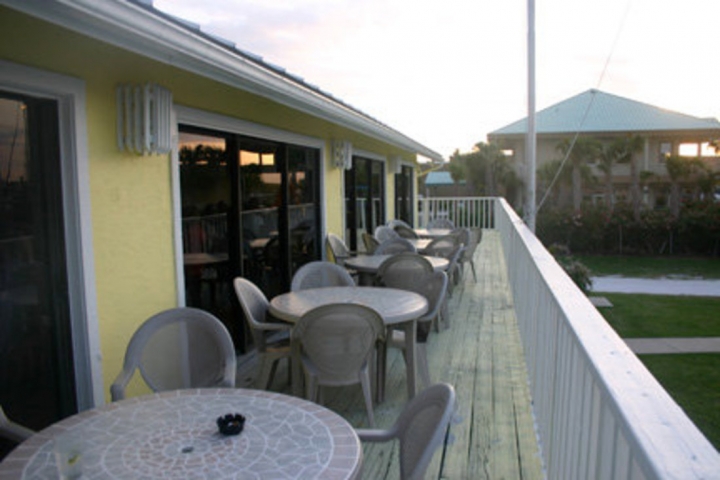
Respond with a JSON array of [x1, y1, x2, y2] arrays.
[[493, 197, 720, 479], [417, 196, 495, 229]]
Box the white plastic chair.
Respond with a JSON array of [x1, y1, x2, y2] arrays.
[[0, 405, 34, 443], [384, 271, 448, 389], [356, 383, 456, 480], [362, 232, 380, 254], [393, 224, 419, 239], [374, 225, 399, 243], [374, 237, 417, 255], [291, 261, 355, 291], [110, 307, 236, 401], [376, 253, 433, 289], [291, 303, 385, 427], [234, 277, 292, 390], [325, 233, 354, 266]]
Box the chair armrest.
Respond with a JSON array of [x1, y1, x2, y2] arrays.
[[259, 321, 292, 332], [110, 368, 135, 401], [355, 428, 396, 443]]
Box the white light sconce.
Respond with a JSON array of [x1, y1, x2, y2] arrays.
[[116, 83, 173, 155], [332, 139, 352, 170], [393, 156, 404, 174]]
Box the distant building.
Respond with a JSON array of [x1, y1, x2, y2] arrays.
[[488, 89, 720, 208], [421, 170, 469, 197]]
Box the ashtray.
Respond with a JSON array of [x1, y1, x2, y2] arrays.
[[217, 413, 245, 436]]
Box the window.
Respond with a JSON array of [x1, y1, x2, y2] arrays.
[[394, 165, 414, 226], [344, 156, 385, 251]]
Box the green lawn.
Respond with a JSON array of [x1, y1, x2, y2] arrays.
[[599, 293, 720, 338], [640, 354, 720, 450], [596, 292, 720, 450], [578, 255, 720, 279]]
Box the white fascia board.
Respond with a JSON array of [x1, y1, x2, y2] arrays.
[[2, 0, 443, 162]]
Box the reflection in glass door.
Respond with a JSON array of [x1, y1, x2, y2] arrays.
[[179, 126, 321, 351], [344, 156, 385, 251], [0, 93, 76, 459]]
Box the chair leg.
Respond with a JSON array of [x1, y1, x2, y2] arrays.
[[416, 343, 430, 389], [360, 367, 375, 427], [471, 260, 477, 283]]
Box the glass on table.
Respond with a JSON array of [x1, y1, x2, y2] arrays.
[[53, 430, 85, 479]]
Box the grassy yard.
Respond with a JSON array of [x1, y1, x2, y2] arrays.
[[599, 293, 720, 338], [596, 291, 720, 450], [578, 255, 720, 279]]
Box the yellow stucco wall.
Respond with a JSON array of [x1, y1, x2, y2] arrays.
[[0, 7, 417, 400]]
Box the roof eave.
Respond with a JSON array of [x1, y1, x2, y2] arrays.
[[2, 0, 443, 162]]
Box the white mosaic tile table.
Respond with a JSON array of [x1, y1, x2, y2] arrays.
[[0, 388, 362, 480]]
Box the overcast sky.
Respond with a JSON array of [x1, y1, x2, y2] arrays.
[[154, 0, 720, 159]]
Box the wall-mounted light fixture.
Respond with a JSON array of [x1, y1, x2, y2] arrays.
[[332, 139, 352, 170], [116, 83, 173, 155], [393, 155, 404, 174]]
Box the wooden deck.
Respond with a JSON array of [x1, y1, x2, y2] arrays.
[[237, 230, 545, 479]]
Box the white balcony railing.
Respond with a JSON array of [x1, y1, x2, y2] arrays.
[[420, 196, 720, 479], [417, 196, 495, 229]]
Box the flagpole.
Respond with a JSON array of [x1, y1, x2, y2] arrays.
[[526, 0, 537, 232]]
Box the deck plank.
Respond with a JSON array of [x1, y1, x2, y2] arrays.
[[240, 230, 544, 479]]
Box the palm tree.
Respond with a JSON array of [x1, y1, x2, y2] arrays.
[[556, 137, 601, 213], [665, 154, 693, 217], [616, 135, 645, 221]]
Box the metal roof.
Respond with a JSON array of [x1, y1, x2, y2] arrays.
[[425, 171, 462, 186], [489, 89, 720, 137]]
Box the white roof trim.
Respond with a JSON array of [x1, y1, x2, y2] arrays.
[[2, 0, 443, 161]]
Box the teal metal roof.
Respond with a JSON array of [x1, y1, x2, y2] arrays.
[[489, 89, 720, 136], [425, 171, 462, 186]]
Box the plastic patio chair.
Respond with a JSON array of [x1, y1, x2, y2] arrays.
[[387, 219, 412, 230], [110, 307, 236, 401], [362, 231, 380, 254], [374, 225, 399, 243], [291, 261, 355, 291], [459, 228, 482, 283], [394, 224, 419, 239], [376, 252, 433, 290], [384, 271, 448, 389], [291, 303, 385, 427], [325, 233, 354, 266], [374, 237, 417, 255], [0, 405, 34, 443], [233, 277, 293, 390], [356, 383, 456, 480]]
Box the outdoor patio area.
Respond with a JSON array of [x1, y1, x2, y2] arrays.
[[236, 230, 545, 479]]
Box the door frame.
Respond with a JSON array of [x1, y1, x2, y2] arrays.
[[0, 60, 102, 409], [172, 106, 327, 304]]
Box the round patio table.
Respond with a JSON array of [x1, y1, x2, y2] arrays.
[[414, 228, 453, 238], [344, 254, 448, 285], [269, 286, 428, 402], [0, 388, 362, 480]]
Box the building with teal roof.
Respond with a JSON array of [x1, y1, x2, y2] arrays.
[[488, 89, 720, 208]]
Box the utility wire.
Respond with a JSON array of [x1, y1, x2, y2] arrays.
[[536, 0, 633, 212]]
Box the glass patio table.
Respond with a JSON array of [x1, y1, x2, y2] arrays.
[[0, 388, 362, 480], [269, 286, 428, 402]]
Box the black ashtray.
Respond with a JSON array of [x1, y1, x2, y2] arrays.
[[217, 413, 245, 436]]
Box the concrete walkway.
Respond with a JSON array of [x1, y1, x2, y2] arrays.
[[591, 275, 720, 297], [591, 276, 720, 354]]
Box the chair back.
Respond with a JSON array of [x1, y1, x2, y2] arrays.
[[374, 225, 399, 243], [424, 235, 458, 258], [110, 307, 236, 401], [427, 217, 455, 229], [291, 261, 355, 291], [326, 233, 351, 265], [234, 277, 273, 349], [375, 237, 416, 255], [377, 253, 433, 289], [451, 227, 470, 248], [394, 224, 419, 239], [291, 304, 384, 384], [387, 219, 412, 229], [0, 405, 34, 443], [461, 228, 481, 263], [362, 231, 380, 254], [413, 271, 448, 340], [394, 383, 456, 480]]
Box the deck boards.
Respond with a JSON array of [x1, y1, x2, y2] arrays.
[[237, 231, 545, 479]]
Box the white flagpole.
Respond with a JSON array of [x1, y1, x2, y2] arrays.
[[526, 0, 537, 232]]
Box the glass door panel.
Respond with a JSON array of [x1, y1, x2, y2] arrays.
[[287, 146, 320, 279], [178, 132, 236, 341], [345, 157, 385, 251], [0, 94, 76, 458], [395, 165, 414, 226]]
